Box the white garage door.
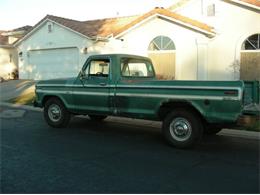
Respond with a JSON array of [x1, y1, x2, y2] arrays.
[[28, 47, 79, 80]]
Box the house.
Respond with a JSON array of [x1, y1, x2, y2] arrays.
[[14, 15, 139, 80], [15, 8, 215, 80], [170, 0, 260, 80], [0, 26, 32, 80], [15, 0, 259, 81]]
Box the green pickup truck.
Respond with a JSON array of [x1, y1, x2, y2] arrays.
[[34, 54, 259, 148]]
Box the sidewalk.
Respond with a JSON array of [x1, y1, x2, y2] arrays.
[[1, 102, 259, 140]]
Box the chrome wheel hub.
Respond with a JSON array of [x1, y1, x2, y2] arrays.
[[48, 104, 61, 122], [170, 117, 192, 141]]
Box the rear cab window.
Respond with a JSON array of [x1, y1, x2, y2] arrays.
[[121, 58, 155, 78]]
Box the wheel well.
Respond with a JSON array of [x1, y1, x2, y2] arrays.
[[42, 95, 62, 107], [158, 101, 205, 123]]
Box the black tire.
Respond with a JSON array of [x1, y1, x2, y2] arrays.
[[88, 114, 107, 121], [44, 98, 71, 128], [162, 109, 203, 148]]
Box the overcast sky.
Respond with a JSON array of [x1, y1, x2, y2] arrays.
[[0, 0, 176, 30]]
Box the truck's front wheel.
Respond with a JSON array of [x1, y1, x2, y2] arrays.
[[44, 98, 71, 128], [162, 109, 203, 148]]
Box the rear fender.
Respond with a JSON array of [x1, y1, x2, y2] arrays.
[[156, 99, 206, 122]]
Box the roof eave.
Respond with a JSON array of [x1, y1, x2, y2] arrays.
[[14, 18, 110, 47], [224, 0, 260, 11], [0, 45, 14, 48], [2, 30, 26, 36], [114, 14, 215, 39], [157, 14, 215, 37]]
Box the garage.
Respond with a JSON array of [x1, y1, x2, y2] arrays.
[[28, 47, 79, 80]]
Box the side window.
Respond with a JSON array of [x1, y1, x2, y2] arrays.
[[88, 59, 110, 77], [121, 58, 155, 78]]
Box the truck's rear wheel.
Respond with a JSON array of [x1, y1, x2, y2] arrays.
[[44, 98, 70, 128], [162, 109, 203, 148], [88, 114, 107, 121]]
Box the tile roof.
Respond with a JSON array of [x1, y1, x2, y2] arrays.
[[0, 26, 33, 46], [0, 32, 9, 46], [18, 7, 214, 44], [11, 25, 33, 32], [237, 0, 260, 7], [37, 8, 214, 39], [224, 0, 260, 11], [44, 14, 139, 38], [113, 7, 215, 37]]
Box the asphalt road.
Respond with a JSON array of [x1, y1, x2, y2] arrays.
[[0, 107, 259, 193]]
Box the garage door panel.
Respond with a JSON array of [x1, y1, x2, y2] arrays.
[[28, 48, 79, 80]]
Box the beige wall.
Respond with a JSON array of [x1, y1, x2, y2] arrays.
[[240, 51, 260, 81], [148, 52, 176, 80], [0, 47, 18, 79]]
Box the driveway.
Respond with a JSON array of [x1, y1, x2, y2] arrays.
[[0, 80, 35, 101], [1, 106, 259, 193]]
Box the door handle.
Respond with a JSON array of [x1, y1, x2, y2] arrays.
[[99, 83, 106, 86]]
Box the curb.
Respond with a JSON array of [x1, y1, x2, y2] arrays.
[[1, 102, 259, 140], [219, 129, 260, 140]]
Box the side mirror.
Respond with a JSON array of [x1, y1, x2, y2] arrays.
[[79, 70, 87, 80]]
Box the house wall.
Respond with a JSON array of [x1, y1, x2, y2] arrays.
[[17, 20, 123, 79], [16, 1, 259, 81], [17, 21, 115, 79], [0, 47, 18, 79], [175, 0, 260, 80], [118, 17, 207, 80]]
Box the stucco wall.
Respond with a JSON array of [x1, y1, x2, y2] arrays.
[[17, 20, 124, 79], [16, 1, 259, 81], [0, 47, 18, 79], [207, 2, 260, 80], [118, 17, 207, 80], [17, 21, 95, 79], [175, 0, 260, 80]]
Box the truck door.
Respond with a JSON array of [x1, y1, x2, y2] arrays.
[[73, 57, 112, 115]]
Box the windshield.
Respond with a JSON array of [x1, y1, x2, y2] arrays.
[[121, 58, 155, 78]]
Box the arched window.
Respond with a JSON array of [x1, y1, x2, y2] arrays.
[[148, 36, 176, 80], [241, 34, 260, 50], [148, 36, 175, 51]]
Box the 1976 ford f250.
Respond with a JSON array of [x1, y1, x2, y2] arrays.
[[34, 54, 259, 148]]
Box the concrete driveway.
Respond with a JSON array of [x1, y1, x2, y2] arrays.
[[0, 80, 35, 101]]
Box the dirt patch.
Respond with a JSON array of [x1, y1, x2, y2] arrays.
[[8, 91, 35, 105]]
